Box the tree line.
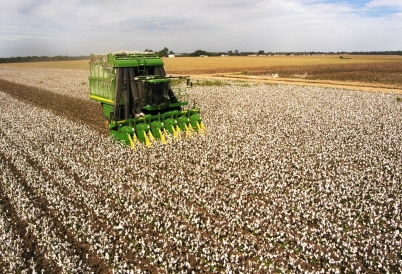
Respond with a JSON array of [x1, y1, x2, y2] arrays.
[[150, 48, 402, 57], [1, 49, 401, 64], [182, 50, 402, 57]]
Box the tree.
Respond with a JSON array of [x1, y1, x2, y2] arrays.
[[189, 50, 208, 56], [157, 47, 169, 57]]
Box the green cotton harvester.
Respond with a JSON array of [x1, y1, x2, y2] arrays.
[[89, 51, 206, 149]]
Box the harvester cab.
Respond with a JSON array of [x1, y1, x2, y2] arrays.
[[89, 51, 206, 149]]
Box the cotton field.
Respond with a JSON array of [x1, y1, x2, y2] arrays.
[[0, 67, 401, 273]]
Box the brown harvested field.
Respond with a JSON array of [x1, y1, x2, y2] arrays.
[[164, 55, 402, 74], [169, 55, 402, 93], [2, 55, 402, 92], [2, 55, 401, 72]]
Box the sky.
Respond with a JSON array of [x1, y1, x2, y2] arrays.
[[0, 0, 401, 57]]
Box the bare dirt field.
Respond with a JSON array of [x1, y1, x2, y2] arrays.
[[0, 58, 401, 273]]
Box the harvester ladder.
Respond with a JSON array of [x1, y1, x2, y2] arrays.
[[137, 64, 145, 74], [137, 60, 146, 74]]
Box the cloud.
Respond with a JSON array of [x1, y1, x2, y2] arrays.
[[0, 0, 401, 57], [366, 0, 402, 9], [18, 0, 52, 16]]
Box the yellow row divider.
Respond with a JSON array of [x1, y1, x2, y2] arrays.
[[127, 134, 136, 150], [200, 121, 207, 131], [159, 129, 167, 145], [171, 126, 178, 139], [144, 132, 151, 147], [185, 124, 193, 137], [148, 130, 155, 142]]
